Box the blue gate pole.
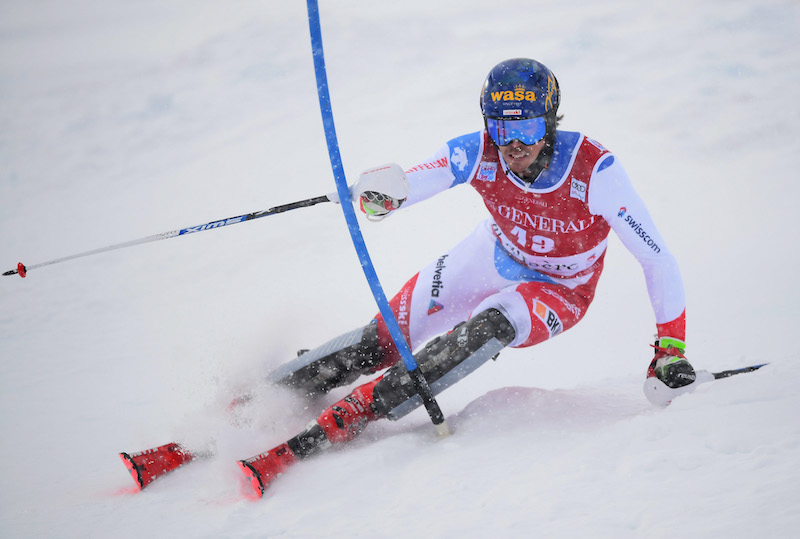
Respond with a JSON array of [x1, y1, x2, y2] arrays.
[[306, 0, 449, 436]]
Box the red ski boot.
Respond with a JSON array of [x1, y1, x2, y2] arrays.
[[119, 442, 195, 490], [314, 378, 381, 444], [237, 376, 383, 498], [238, 442, 298, 498]]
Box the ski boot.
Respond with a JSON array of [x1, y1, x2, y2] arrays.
[[119, 442, 195, 490], [238, 376, 383, 498]]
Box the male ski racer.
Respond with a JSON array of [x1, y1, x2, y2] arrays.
[[237, 58, 696, 496]]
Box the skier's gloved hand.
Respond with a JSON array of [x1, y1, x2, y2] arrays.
[[359, 191, 405, 220], [647, 337, 696, 389], [350, 163, 409, 221]]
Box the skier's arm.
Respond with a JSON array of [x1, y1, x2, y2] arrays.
[[403, 143, 461, 207], [350, 131, 485, 219], [587, 155, 686, 343], [403, 131, 485, 207], [588, 155, 697, 396]]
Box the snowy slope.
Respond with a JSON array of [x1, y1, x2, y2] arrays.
[[1, 0, 799, 537]]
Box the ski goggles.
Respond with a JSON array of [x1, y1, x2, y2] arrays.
[[486, 116, 548, 146]]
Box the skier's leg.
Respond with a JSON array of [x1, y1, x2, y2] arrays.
[[372, 307, 516, 419], [238, 375, 386, 496], [256, 306, 517, 472], [373, 269, 603, 419], [242, 237, 605, 495], [501, 267, 602, 348], [268, 322, 384, 397], [239, 305, 517, 496], [370, 220, 518, 371], [286, 375, 385, 458], [268, 221, 511, 397]]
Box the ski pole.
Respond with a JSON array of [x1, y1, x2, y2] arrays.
[[306, 0, 450, 437], [710, 363, 768, 379], [3, 193, 336, 278]]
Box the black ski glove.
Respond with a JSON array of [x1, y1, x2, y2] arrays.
[[647, 338, 696, 389]]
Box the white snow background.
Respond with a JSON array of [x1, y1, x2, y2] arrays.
[[2, 1, 799, 537]]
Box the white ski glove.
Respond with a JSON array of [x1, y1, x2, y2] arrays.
[[350, 163, 409, 221]]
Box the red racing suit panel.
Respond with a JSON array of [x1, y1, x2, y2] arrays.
[[470, 132, 611, 279], [371, 273, 419, 371], [513, 265, 604, 347]]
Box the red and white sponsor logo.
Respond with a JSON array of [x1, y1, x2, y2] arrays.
[[532, 300, 563, 338], [406, 157, 449, 174], [477, 162, 497, 182], [570, 178, 587, 202]]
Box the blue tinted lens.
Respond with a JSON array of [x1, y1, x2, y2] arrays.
[[486, 117, 547, 146]]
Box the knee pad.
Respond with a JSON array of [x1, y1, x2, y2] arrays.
[[372, 308, 515, 420]]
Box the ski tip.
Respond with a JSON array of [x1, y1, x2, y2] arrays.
[[237, 460, 265, 499], [119, 452, 144, 491]]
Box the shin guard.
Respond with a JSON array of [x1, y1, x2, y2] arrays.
[[268, 322, 384, 396], [372, 308, 515, 420]]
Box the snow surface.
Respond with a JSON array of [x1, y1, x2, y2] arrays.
[[2, 1, 799, 537]]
